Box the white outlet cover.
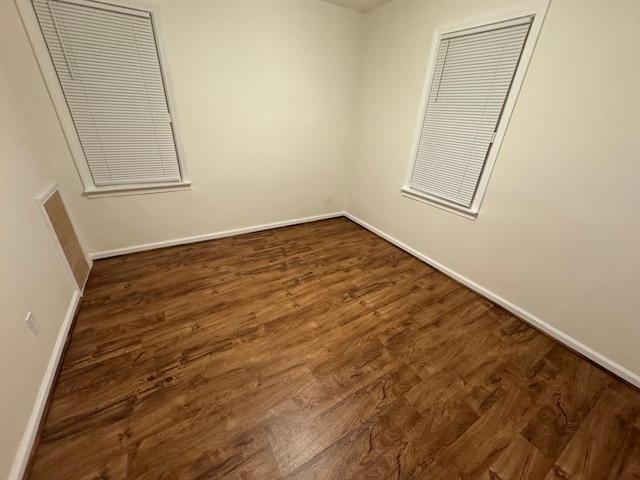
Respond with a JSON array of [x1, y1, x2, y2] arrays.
[[25, 312, 39, 335]]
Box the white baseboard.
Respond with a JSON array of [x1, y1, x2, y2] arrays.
[[344, 213, 640, 389], [90, 212, 344, 260], [9, 289, 82, 480]]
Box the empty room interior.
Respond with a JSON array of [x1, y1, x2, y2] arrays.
[[2, 0, 640, 478]]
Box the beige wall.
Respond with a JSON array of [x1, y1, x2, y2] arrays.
[[43, 0, 363, 254], [0, 1, 77, 476], [348, 0, 640, 375]]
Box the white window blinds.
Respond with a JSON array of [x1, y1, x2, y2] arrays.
[[32, 0, 182, 187], [409, 17, 532, 208]]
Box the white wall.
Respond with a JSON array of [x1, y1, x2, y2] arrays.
[[0, 1, 78, 476], [348, 0, 640, 377], [42, 0, 363, 254]]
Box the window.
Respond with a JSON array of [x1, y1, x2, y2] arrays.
[[403, 7, 548, 218], [30, 0, 188, 196]]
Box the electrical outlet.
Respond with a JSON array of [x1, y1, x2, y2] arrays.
[[325, 193, 332, 204], [25, 312, 39, 336]]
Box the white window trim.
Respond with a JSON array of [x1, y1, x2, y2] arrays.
[[402, 1, 551, 219], [15, 0, 191, 198]]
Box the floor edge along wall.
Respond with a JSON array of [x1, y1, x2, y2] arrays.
[[343, 213, 640, 389], [89, 212, 345, 260]]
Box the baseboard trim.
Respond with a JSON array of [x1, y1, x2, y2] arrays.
[[90, 212, 345, 260], [344, 212, 640, 389], [9, 289, 82, 480]]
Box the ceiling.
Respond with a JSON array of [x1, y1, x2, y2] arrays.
[[321, 0, 395, 13]]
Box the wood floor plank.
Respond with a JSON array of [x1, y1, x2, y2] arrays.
[[436, 385, 540, 477], [486, 435, 554, 480], [404, 368, 481, 458], [522, 348, 613, 460], [267, 363, 420, 476], [544, 386, 640, 479], [286, 397, 422, 480], [27, 217, 640, 479]]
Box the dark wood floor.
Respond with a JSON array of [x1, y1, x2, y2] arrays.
[[29, 217, 640, 479]]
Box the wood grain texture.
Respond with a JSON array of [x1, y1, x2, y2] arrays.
[[27, 217, 640, 479], [43, 190, 89, 288]]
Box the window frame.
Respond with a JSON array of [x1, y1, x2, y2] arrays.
[[402, 2, 550, 219], [16, 0, 191, 198]]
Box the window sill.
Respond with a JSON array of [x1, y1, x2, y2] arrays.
[[400, 188, 478, 220], [85, 181, 192, 198]]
